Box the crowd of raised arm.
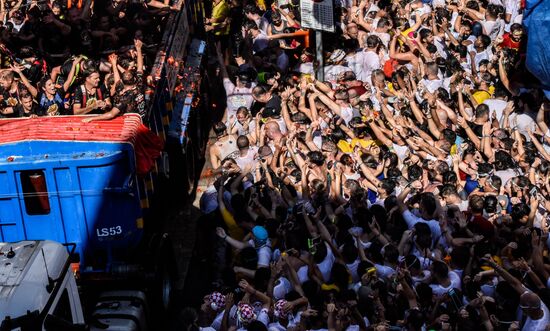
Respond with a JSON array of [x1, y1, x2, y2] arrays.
[[184, 0, 550, 330], [0, 0, 181, 121]]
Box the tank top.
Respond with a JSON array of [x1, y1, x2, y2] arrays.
[[217, 135, 240, 161], [236, 147, 258, 170], [270, 21, 289, 36]]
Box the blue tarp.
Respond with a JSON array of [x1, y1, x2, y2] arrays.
[[523, 0, 550, 97]]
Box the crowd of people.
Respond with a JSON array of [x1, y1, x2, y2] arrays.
[[0, 0, 180, 121], [187, 0, 550, 330]]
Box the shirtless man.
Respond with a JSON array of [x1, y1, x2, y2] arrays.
[[260, 121, 285, 152], [209, 121, 240, 170]]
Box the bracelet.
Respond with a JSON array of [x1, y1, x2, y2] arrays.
[[223, 235, 228, 240]]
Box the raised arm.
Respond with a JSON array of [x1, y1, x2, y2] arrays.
[[11, 66, 37, 98]]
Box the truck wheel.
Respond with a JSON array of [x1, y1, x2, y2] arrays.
[[152, 234, 177, 313]]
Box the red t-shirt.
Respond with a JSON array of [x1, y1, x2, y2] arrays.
[[500, 33, 521, 51], [467, 214, 495, 239]]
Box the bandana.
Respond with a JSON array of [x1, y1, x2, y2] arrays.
[[237, 303, 257, 325], [209, 292, 225, 311], [274, 299, 288, 319]]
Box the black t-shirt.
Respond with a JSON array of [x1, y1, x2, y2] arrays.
[[0, 82, 30, 109], [112, 73, 146, 117], [266, 94, 282, 113], [467, 121, 484, 137], [250, 94, 282, 117], [14, 102, 40, 117], [37, 86, 67, 116], [72, 84, 110, 115]]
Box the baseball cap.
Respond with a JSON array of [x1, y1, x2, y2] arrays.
[[252, 225, 268, 245]]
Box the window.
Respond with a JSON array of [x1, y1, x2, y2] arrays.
[[20, 170, 50, 215]]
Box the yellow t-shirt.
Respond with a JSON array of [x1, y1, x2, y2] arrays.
[[212, 0, 230, 36], [221, 207, 244, 240], [472, 86, 495, 105], [338, 138, 377, 153], [398, 28, 414, 46]]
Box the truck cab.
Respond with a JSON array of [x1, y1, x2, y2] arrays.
[[0, 240, 85, 330]]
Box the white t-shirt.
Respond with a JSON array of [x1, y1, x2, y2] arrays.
[[392, 143, 409, 160], [430, 270, 462, 298], [324, 64, 352, 83], [467, 44, 493, 69], [230, 119, 257, 137], [248, 239, 272, 267], [345, 52, 367, 83], [508, 113, 536, 137], [223, 78, 255, 116], [483, 98, 508, 122], [371, 32, 390, 48], [505, 0, 523, 31], [522, 301, 550, 331], [361, 50, 381, 84], [317, 243, 336, 282], [494, 168, 519, 185], [297, 244, 336, 283], [403, 210, 442, 244], [374, 263, 396, 281], [296, 62, 314, 75], [255, 16, 270, 34], [481, 19, 504, 40], [420, 77, 444, 94], [235, 147, 258, 170], [339, 106, 355, 125]]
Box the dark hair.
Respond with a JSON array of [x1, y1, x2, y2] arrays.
[[484, 195, 498, 213], [237, 135, 249, 149], [307, 151, 326, 166], [479, 35, 491, 48], [366, 35, 380, 49], [442, 171, 457, 184], [511, 203, 530, 223], [440, 184, 458, 198], [213, 121, 227, 136], [379, 179, 396, 195], [420, 193, 437, 216], [384, 244, 399, 264], [441, 129, 456, 145], [469, 195, 484, 213], [408, 165, 422, 180], [243, 4, 260, 15], [475, 104, 490, 119], [244, 20, 259, 31], [432, 260, 449, 279], [383, 152, 399, 168], [494, 150, 515, 170]]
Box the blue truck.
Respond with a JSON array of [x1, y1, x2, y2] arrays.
[[0, 0, 208, 327]]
